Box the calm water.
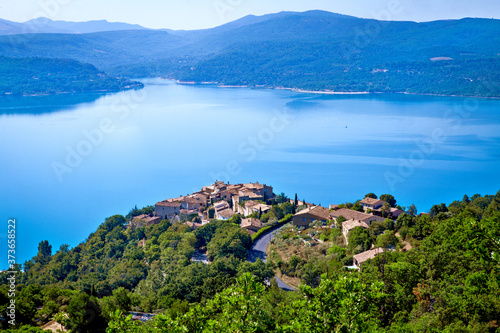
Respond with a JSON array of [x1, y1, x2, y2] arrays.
[[1, 79, 500, 268]]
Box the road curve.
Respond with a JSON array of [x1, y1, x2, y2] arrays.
[[247, 227, 294, 291]]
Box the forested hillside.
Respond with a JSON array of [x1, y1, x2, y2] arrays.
[[0, 56, 143, 95], [1, 190, 499, 332], [1, 11, 499, 97]]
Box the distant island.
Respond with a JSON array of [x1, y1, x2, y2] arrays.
[[1, 11, 498, 97], [0, 56, 143, 96], [1, 181, 499, 332]]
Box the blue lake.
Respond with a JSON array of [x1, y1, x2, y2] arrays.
[[1, 79, 500, 268]]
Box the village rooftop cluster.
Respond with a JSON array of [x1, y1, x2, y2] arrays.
[[130, 182, 408, 268]]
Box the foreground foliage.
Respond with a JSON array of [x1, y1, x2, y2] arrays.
[[1, 191, 499, 332]]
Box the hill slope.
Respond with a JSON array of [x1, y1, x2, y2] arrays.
[[0, 56, 143, 95]]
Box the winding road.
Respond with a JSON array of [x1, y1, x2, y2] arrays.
[[247, 228, 294, 291]]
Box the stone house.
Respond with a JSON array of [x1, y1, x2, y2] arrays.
[[155, 201, 181, 220], [292, 206, 331, 228], [341, 219, 369, 244], [330, 208, 385, 225], [241, 218, 262, 234], [360, 197, 385, 211], [353, 248, 384, 268]]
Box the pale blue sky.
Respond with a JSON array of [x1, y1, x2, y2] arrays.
[[0, 0, 499, 30]]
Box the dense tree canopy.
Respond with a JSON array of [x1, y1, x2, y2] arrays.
[[2, 190, 500, 332]]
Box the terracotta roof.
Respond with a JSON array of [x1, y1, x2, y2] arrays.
[[243, 182, 265, 189], [166, 196, 184, 202], [183, 196, 206, 204], [239, 189, 261, 197], [342, 219, 369, 232], [294, 206, 331, 220], [331, 208, 385, 223], [214, 201, 230, 211], [353, 248, 384, 266], [41, 320, 67, 332], [245, 200, 259, 208], [360, 197, 385, 206], [132, 214, 161, 223], [253, 203, 271, 212], [217, 208, 235, 219], [241, 218, 262, 229], [156, 201, 182, 207]]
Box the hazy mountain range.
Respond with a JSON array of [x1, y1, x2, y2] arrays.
[[1, 11, 499, 96], [0, 17, 149, 35]]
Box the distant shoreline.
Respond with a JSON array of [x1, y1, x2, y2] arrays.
[[175, 79, 499, 99]]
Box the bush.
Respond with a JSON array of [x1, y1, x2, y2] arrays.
[[251, 214, 293, 242], [341, 255, 353, 266]]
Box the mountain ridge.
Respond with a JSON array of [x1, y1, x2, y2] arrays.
[[0, 10, 499, 97], [0, 17, 150, 35]]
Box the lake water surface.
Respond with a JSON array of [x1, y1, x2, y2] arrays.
[[1, 79, 500, 267]]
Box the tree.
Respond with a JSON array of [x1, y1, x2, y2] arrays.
[[336, 215, 347, 225], [368, 221, 387, 237], [352, 203, 364, 212], [275, 192, 289, 204], [380, 202, 391, 218], [34, 240, 52, 265], [67, 293, 106, 332], [283, 275, 384, 332], [407, 204, 418, 216], [269, 205, 284, 220], [205, 273, 274, 332], [462, 194, 470, 204], [238, 259, 274, 284], [412, 214, 432, 238], [106, 310, 143, 333], [365, 193, 378, 199], [228, 214, 242, 225], [207, 225, 252, 261], [376, 231, 399, 249], [281, 202, 294, 216], [430, 203, 448, 218], [101, 215, 127, 232], [67, 293, 90, 332], [112, 287, 132, 312], [348, 227, 373, 253], [380, 194, 396, 207], [396, 213, 414, 229], [294, 193, 298, 207]]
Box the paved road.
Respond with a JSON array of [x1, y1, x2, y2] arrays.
[[247, 227, 294, 291]]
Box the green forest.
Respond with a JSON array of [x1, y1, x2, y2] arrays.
[[1, 190, 499, 332], [0, 56, 143, 96]]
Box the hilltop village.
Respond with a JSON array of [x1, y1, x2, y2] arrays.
[[129, 181, 412, 268]]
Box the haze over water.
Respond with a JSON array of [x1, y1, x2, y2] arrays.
[[1, 79, 499, 268]]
